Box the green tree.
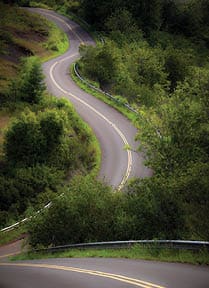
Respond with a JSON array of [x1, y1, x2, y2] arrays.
[[28, 176, 119, 247], [105, 9, 143, 45], [124, 177, 184, 239], [7, 57, 45, 104], [0, 165, 63, 217], [4, 109, 67, 166], [136, 80, 209, 174], [4, 110, 43, 166], [80, 0, 123, 28], [39, 109, 66, 156], [125, 0, 164, 33], [80, 41, 121, 87], [18, 57, 45, 103], [164, 48, 192, 92], [175, 162, 209, 240]]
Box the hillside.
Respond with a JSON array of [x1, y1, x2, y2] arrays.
[[0, 3, 67, 93], [0, 3, 98, 231]]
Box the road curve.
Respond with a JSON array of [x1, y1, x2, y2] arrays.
[[29, 8, 151, 189], [1, 257, 209, 288]]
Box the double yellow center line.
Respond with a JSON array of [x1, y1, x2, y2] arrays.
[[0, 263, 166, 288]]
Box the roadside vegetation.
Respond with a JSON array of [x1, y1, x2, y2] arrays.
[[1, 0, 209, 259], [0, 2, 99, 237], [0, 2, 68, 93], [12, 245, 209, 266], [0, 225, 27, 246]]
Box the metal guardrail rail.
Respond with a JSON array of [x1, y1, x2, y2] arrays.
[[73, 64, 162, 138], [0, 202, 51, 233], [73, 64, 138, 114], [33, 240, 209, 253]]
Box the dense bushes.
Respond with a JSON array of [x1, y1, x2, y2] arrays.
[[0, 96, 98, 228], [28, 176, 118, 246], [28, 175, 184, 247], [0, 56, 99, 229], [6, 57, 45, 104], [74, 0, 209, 243], [5, 109, 66, 166], [0, 165, 63, 217]]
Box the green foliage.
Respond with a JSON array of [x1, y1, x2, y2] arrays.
[[164, 48, 191, 91], [124, 177, 184, 239], [79, 41, 121, 86], [29, 1, 51, 9], [27, 175, 185, 248], [173, 162, 209, 240], [9, 57, 45, 104], [135, 47, 167, 88], [43, 20, 69, 55], [13, 245, 209, 266], [104, 9, 143, 45], [0, 224, 27, 246], [4, 111, 42, 166], [1, 96, 100, 228], [0, 165, 63, 221], [133, 65, 209, 240], [79, 40, 169, 106], [80, 0, 164, 33], [28, 176, 120, 247]]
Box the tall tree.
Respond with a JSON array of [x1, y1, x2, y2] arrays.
[[18, 57, 45, 104]]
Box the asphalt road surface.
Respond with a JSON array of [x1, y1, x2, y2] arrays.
[[29, 8, 151, 189], [1, 256, 209, 288]]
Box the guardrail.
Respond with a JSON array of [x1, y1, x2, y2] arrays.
[[33, 240, 209, 253], [73, 64, 138, 114], [0, 202, 51, 233], [73, 64, 162, 138]]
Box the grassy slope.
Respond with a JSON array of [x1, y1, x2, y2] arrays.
[[12, 245, 209, 265], [0, 4, 68, 152], [0, 225, 27, 246], [0, 3, 69, 92], [0, 5, 101, 246], [0, 5, 67, 241]]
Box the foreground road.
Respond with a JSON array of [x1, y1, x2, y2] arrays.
[[30, 8, 151, 189], [1, 257, 209, 288]]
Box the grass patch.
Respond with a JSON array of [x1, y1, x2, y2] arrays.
[[40, 20, 69, 62], [11, 244, 209, 265], [0, 224, 27, 246], [0, 4, 69, 89], [0, 110, 12, 156], [85, 126, 101, 178], [29, 1, 52, 10], [70, 65, 137, 123]]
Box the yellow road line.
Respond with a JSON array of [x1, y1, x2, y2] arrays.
[[0, 263, 166, 288], [50, 61, 132, 190]]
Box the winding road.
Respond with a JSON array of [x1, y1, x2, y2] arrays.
[[33, 8, 151, 189], [1, 9, 209, 288]]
